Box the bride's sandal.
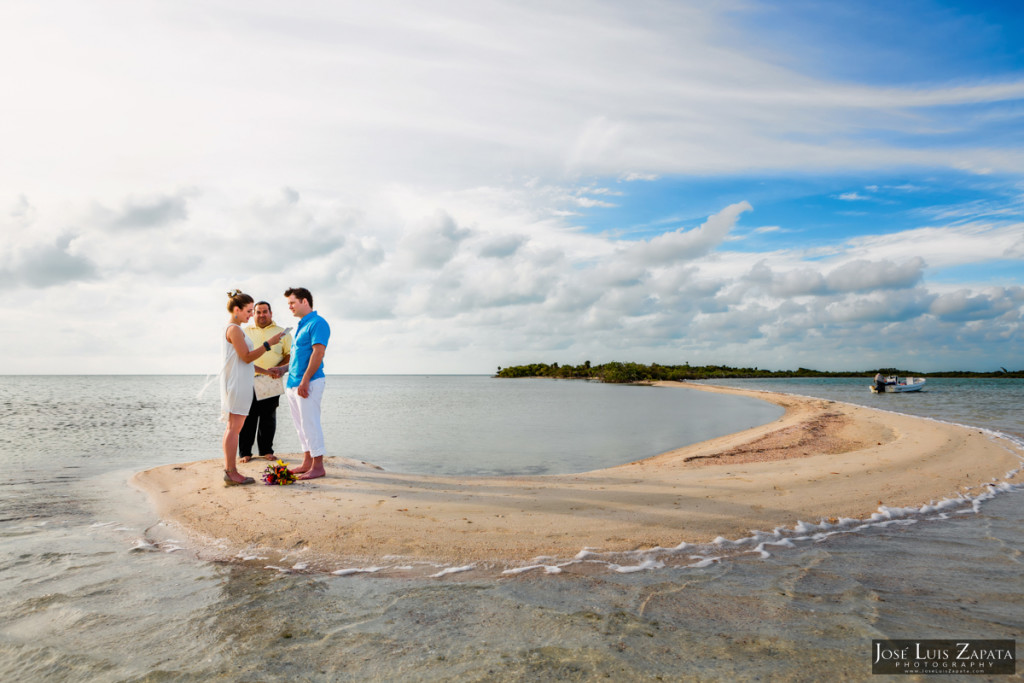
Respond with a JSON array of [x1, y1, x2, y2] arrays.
[[224, 469, 255, 486]]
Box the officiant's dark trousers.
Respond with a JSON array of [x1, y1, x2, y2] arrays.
[[239, 392, 280, 458]]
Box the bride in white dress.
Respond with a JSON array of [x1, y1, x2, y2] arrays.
[[221, 290, 285, 485]]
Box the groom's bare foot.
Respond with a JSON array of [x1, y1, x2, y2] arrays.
[[240, 456, 252, 463], [298, 466, 325, 480], [261, 454, 276, 461], [290, 462, 312, 474]]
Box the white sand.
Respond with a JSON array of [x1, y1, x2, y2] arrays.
[[132, 382, 1023, 567]]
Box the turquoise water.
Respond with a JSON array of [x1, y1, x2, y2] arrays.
[[0, 376, 1021, 681]]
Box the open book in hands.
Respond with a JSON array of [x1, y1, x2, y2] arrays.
[[254, 372, 285, 400]]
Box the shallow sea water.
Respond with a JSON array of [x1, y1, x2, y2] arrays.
[[0, 376, 1021, 681]]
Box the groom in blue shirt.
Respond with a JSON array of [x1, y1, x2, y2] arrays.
[[283, 286, 331, 479]]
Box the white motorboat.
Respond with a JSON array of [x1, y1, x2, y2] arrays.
[[870, 376, 926, 393]]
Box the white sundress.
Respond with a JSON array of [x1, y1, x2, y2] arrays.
[[220, 323, 254, 421]]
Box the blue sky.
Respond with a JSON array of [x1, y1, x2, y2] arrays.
[[1, 0, 1022, 374], [734, 0, 1024, 84]]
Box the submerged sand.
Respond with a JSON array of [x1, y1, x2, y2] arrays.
[[132, 382, 1023, 567]]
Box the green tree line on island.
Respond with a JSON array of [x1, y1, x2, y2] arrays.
[[494, 362, 1024, 383]]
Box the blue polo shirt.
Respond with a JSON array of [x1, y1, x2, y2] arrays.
[[287, 310, 330, 388]]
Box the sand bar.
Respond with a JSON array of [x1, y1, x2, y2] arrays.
[[132, 382, 1023, 568]]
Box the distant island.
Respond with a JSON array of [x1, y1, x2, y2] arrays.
[[495, 362, 1024, 383]]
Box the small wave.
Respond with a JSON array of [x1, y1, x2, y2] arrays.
[[332, 566, 386, 576], [610, 559, 665, 573], [430, 564, 475, 578], [237, 553, 270, 561], [502, 564, 564, 575], [129, 539, 159, 552]]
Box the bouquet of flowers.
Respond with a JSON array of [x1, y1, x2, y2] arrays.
[[262, 459, 296, 486]]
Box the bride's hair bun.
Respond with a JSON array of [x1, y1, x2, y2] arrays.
[[226, 289, 254, 312]]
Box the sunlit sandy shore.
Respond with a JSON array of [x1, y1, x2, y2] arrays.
[[132, 382, 1024, 568]]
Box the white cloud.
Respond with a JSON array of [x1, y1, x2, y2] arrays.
[[93, 192, 193, 231], [623, 201, 752, 267], [0, 233, 96, 290], [823, 289, 936, 324], [477, 234, 527, 259], [574, 196, 618, 208], [837, 223, 1023, 270], [739, 257, 924, 298], [1006, 235, 1024, 259], [620, 172, 659, 182], [824, 258, 925, 292], [398, 210, 472, 270], [930, 287, 1022, 322]]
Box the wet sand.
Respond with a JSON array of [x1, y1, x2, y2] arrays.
[[132, 382, 1024, 567]]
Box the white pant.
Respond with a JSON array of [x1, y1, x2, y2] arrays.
[[285, 377, 326, 457]]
